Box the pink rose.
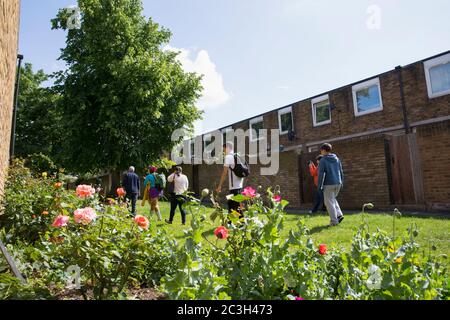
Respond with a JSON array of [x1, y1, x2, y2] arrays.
[[73, 207, 97, 225], [241, 186, 256, 198], [52, 215, 69, 228], [134, 215, 150, 230], [273, 195, 282, 202], [76, 184, 96, 198]]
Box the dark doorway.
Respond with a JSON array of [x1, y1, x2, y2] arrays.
[[192, 165, 200, 197], [299, 152, 319, 205]]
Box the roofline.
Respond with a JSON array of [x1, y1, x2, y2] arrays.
[[203, 49, 450, 136]]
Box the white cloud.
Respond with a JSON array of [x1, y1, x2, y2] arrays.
[[165, 45, 231, 110]]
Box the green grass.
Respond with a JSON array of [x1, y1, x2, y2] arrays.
[[136, 200, 450, 260]]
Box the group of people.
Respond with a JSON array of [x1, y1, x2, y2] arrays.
[[121, 165, 189, 224], [121, 141, 344, 228]]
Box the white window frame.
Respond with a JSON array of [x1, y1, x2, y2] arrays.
[[278, 106, 294, 135], [352, 77, 383, 117], [249, 116, 264, 142], [424, 53, 450, 99], [311, 94, 331, 127]]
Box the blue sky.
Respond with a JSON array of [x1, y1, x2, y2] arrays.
[[19, 0, 450, 135]]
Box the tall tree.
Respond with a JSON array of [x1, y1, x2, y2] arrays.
[[15, 63, 62, 161], [51, 0, 202, 174]]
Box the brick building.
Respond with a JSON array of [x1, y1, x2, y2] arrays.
[[0, 0, 21, 198], [180, 51, 450, 212]]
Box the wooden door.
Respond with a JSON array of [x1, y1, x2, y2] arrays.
[[388, 133, 424, 205]]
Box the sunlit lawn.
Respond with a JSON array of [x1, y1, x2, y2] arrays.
[[136, 200, 450, 262]]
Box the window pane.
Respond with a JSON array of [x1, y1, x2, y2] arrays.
[[251, 121, 264, 139], [430, 62, 450, 94], [314, 100, 330, 123], [356, 84, 381, 112], [280, 112, 293, 132]]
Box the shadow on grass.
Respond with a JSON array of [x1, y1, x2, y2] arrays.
[[308, 225, 330, 235]]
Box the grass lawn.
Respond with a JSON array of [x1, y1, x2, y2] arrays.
[[136, 200, 450, 261]]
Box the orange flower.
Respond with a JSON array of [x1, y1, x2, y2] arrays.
[[394, 257, 403, 264], [54, 182, 63, 188], [116, 187, 126, 197], [42, 211, 49, 215], [32, 215, 37, 219], [134, 215, 150, 230]]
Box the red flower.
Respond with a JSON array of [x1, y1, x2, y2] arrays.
[[116, 187, 126, 197], [214, 226, 229, 239], [319, 244, 327, 255], [273, 195, 282, 202]]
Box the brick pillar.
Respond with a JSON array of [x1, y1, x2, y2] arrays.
[[0, 0, 21, 197]]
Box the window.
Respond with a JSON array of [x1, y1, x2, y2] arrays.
[[352, 77, 383, 116], [278, 106, 294, 134], [424, 53, 450, 98], [249, 116, 264, 141], [311, 95, 331, 127]]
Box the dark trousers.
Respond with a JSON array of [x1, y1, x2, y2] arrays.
[[311, 189, 325, 213], [126, 193, 138, 215], [227, 188, 243, 218], [169, 194, 187, 223]]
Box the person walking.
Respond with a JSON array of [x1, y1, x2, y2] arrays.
[[318, 143, 344, 227], [144, 166, 163, 221], [165, 166, 189, 225], [215, 142, 245, 217], [308, 155, 326, 214], [121, 166, 140, 216]]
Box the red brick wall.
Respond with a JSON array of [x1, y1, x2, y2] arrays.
[[416, 121, 450, 211], [327, 136, 391, 210], [402, 61, 450, 124], [0, 0, 20, 198]]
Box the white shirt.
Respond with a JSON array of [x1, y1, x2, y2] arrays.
[[224, 153, 244, 191], [167, 173, 189, 195]]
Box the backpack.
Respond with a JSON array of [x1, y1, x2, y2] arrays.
[[154, 173, 166, 191], [231, 154, 250, 178]]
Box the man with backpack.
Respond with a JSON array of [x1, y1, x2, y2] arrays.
[[143, 166, 166, 221], [215, 142, 249, 217]]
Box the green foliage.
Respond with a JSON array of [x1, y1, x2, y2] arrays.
[[15, 63, 62, 162], [50, 0, 203, 173], [0, 161, 448, 300], [0, 159, 77, 243], [161, 189, 448, 300]]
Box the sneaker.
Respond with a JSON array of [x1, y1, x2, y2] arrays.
[[338, 216, 344, 224], [164, 219, 172, 224]]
